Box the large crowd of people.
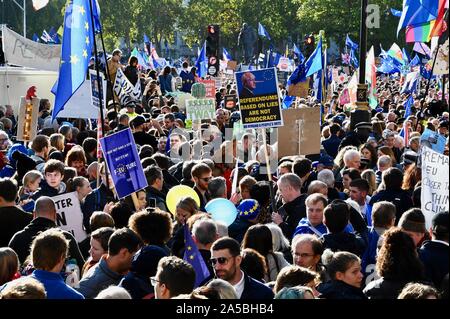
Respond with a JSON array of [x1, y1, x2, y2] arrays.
[[0, 53, 448, 300]]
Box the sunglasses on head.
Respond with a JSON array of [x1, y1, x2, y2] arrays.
[[210, 256, 232, 266]]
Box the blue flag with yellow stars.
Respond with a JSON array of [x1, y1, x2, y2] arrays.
[[52, 0, 96, 120], [183, 224, 210, 287]]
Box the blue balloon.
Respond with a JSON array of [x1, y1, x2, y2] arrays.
[[205, 198, 238, 227]]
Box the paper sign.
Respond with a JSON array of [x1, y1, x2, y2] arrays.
[[53, 192, 88, 242], [89, 69, 106, 109], [421, 146, 449, 229], [186, 98, 216, 121]]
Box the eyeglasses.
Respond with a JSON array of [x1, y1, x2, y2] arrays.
[[199, 177, 212, 182], [210, 256, 232, 266], [294, 253, 315, 258], [150, 276, 160, 286]]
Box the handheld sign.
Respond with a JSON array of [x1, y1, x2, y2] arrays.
[[16, 97, 39, 142], [89, 69, 107, 109], [224, 94, 237, 110], [100, 128, 148, 199], [198, 79, 216, 98], [186, 98, 216, 121], [421, 146, 449, 229], [235, 67, 283, 129], [53, 192, 87, 242]]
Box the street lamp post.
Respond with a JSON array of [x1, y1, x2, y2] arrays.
[[350, 0, 371, 130], [11, 0, 26, 37]]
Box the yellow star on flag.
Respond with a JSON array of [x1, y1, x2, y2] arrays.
[[85, 36, 90, 45], [70, 54, 79, 64], [78, 5, 86, 15], [82, 50, 88, 59], [85, 22, 89, 31], [187, 246, 192, 251], [190, 255, 194, 260]]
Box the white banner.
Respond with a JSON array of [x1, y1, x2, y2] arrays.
[[1, 25, 61, 72], [53, 192, 88, 242], [421, 146, 449, 230], [57, 79, 106, 119], [113, 68, 142, 105]]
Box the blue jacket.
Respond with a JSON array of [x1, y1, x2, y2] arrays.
[[240, 272, 274, 300], [294, 218, 327, 237], [361, 227, 380, 278], [32, 269, 84, 299], [419, 240, 449, 288], [321, 134, 341, 158], [158, 74, 172, 95], [77, 257, 123, 299]]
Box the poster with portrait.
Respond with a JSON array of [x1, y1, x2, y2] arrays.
[[235, 68, 283, 129]]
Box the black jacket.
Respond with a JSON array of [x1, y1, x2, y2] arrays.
[[31, 180, 65, 200], [145, 186, 168, 211], [0, 206, 32, 247], [8, 217, 84, 270], [369, 189, 413, 224], [419, 240, 449, 288], [321, 232, 367, 257], [82, 184, 116, 233], [240, 272, 274, 300], [228, 216, 252, 244], [194, 186, 211, 212], [319, 280, 367, 299], [363, 278, 410, 299], [277, 194, 307, 241], [133, 131, 158, 150]]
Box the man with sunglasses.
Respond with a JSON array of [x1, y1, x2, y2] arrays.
[[210, 237, 274, 299], [191, 163, 212, 211]]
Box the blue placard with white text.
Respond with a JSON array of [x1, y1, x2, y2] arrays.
[[99, 128, 148, 199]]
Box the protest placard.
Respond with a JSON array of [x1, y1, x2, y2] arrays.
[[186, 98, 216, 121], [287, 80, 309, 98], [224, 94, 237, 110], [235, 68, 283, 129], [198, 79, 216, 98], [100, 128, 148, 199], [277, 57, 290, 72], [278, 108, 321, 158], [16, 97, 39, 142], [227, 60, 238, 71], [421, 146, 449, 229], [89, 69, 106, 109], [420, 128, 447, 154], [53, 192, 87, 242]]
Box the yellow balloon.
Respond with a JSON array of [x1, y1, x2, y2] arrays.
[[166, 185, 201, 215]]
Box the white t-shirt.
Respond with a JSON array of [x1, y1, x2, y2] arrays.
[[233, 270, 245, 299]]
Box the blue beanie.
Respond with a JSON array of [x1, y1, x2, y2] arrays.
[[237, 199, 260, 220]]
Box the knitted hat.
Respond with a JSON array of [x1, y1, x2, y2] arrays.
[[398, 209, 426, 234], [432, 211, 449, 234], [7, 144, 30, 169], [237, 199, 260, 220]]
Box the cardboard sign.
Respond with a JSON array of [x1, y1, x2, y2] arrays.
[[89, 69, 106, 109], [53, 192, 87, 242], [278, 108, 321, 158], [421, 146, 449, 229], [227, 60, 238, 71], [287, 80, 309, 97], [224, 94, 237, 110], [186, 98, 216, 121], [100, 128, 148, 199], [235, 67, 283, 129], [113, 68, 142, 105], [198, 79, 216, 98], [16, 97, 39, 142], [421, 128, 447, 154]]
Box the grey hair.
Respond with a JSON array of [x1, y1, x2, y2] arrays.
[[343, 149, 360, 166], [207, 176, 227, 199], [317, 169, 335, 188], [192, 219, 218, 245], [266, 223, 290, 252]]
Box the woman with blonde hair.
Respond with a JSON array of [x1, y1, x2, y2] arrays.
[[361, 169, 377, 196], [49, 133, 65, 153]]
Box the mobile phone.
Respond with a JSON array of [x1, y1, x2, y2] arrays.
[[148, 198, 156, 208]]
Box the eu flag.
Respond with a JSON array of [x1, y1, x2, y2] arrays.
[[52, 0, 95, 120], [195, 41, 207, 78], [305, 37, 323, 78], [258, 23, 271, 41], [183, 224, 211, 287]]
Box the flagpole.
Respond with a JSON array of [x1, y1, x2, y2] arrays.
[[424, 44, 439, 99], [88, 0, 110, 189]]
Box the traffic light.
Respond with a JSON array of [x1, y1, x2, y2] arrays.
[[206, 24, 220, 76]]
